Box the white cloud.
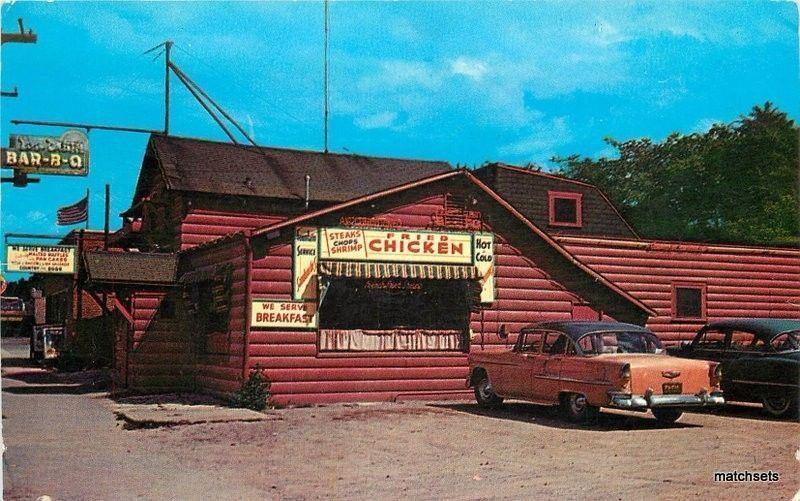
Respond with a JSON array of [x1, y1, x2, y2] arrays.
[[498, 116, 573, 161], [388, 17, 420, 43], [85, 78, 162, 99], [693, 117, 722, 133], [354, 111, 399, 130], [26, 211, 47, 223], [358, 60, 443, 92], [450, 57, 488, 80]]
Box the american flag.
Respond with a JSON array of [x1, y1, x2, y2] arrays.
[[56, 195, 88, 226]]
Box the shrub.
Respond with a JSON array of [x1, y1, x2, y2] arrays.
[[233, 366, 271, 411], [57, 317, 113, 371], [56, 343, 84, 372]]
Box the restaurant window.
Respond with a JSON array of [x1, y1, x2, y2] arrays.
[[318, 278, 476, 352], [548, 191, 582, 228], [672, 283, 705, 319]]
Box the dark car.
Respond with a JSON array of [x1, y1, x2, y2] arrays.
[[668, 319, 800, 418]]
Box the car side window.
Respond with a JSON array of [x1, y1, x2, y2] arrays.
[[544, 333, 569, 355], [564, 338, 578, 355], [770, 331, 800, 352], [577, 335, 596, 355], [517, 330, 543, 352], [694, 329, 728, 350], [728, 330, 766, 352]]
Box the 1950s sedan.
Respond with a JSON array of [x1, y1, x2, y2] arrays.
[[468, 321, 724, 424], [668, 318, 800, 418]]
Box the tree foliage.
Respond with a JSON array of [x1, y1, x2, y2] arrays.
[[555, 103, 799, 246]]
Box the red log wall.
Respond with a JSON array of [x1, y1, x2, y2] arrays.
[[179, 208, 285, 250], [183, 237, 251, 396], [126, 291, 194, 392], [556, 236, 800, 343]]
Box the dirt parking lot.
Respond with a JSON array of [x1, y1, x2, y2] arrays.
[[138, 401, 799, 500], [3, 338, 798, 500]]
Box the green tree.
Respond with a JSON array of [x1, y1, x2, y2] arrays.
[[555, 103, 799, 246]]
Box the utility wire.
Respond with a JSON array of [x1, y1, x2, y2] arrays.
[[169, 62, 239, 144], [170, 62, 258, 146]]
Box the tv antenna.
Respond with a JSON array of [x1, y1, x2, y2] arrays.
[[323, 0, 330, 153]]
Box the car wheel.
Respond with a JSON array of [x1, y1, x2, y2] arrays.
[[474, 375, 503, 408], [651, 408, 683, 424], [762, 392, 798, 419], [561, 393, 599, 424]]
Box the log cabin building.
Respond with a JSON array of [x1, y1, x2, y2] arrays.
[[77, 134, 799, 404]]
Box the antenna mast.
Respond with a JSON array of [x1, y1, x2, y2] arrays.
[[323, 0, 329, 153], [165, 40, 173, 134]]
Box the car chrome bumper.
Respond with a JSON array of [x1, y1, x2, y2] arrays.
[[608, 391, 724, 409]]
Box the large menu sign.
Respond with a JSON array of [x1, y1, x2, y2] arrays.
[[6, 244, 77, 274], [319, 228, 473, 264]]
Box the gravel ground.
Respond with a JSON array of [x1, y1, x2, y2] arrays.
[[2, 337, 798, 500]]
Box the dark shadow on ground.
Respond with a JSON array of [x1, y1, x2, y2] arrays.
[[0, 357, 37, 369], [431, 401, 701, 431], [686, 402, 799, 423], [3, 366, 109, 395], [111, 392, 227, 406], [2, 384, 106, 396]]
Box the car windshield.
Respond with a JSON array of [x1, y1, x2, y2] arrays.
[[770, 331, 800, 352], [577, 331, 663, 355]]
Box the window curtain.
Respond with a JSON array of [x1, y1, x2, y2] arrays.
[[320, 329, 463, 351]]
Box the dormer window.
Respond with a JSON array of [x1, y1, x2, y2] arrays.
[[548, 191, 582, 227]]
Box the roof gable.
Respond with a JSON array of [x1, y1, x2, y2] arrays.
[[474, 163, 639, 239], [131, 135, 452, 206]]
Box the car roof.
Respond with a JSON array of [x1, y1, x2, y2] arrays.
[[704, 318, 800, 339], [521, 321, 653, 341]]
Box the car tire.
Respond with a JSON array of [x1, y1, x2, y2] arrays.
[[651, 408, 683, 424], [474, 375, 503, 408], [561, 393, 599, 424], [761, 392, 799, 419]]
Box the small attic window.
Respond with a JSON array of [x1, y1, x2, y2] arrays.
[[548, 191, 582, 227]]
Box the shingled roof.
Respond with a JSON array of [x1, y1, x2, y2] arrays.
[[84, 252, 178, 285], [131, 135, 452, 205]]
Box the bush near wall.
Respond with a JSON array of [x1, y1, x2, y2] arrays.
[[58, 317, 113, 371]]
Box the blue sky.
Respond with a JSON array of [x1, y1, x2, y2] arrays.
[[1, 1, 798, 279]]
